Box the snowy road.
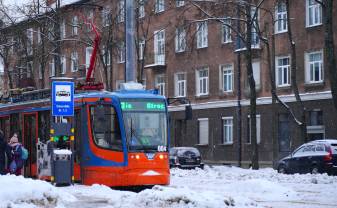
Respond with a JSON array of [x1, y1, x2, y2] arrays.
[[1, 166, 337, 208]]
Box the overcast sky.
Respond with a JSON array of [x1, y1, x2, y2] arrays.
[[3, 0, 31, 7]]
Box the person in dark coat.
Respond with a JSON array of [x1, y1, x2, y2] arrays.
[[0, 130, 7, 175]]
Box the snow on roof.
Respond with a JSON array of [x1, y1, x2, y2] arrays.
[[310, 139, 337, 144], [1, 0, 82, 25]]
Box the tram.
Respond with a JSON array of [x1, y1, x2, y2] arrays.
[[0, 85, 170, 187]]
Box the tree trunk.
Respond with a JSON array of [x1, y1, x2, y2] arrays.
[[322, 0, 337, 110], [245, 2, 259, 170], [265, 31, 279, 166], [286, 0, 307, 143]]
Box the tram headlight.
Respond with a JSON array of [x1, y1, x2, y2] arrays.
[[159, 154, 164, 160], [135, 155, 140, 160]]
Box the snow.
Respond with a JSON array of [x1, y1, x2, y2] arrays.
[[0, 174, 76, 208], [53, 149, 72, 155], [1, 166, 337, 207]]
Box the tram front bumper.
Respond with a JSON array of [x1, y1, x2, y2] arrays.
[[125, 168, 170, 186]]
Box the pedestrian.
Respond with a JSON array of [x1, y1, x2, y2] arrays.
[[8, 133, 24, 176], [0, 130, 7, 175]]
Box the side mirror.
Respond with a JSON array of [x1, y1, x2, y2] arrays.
[[185, 105, 192, 120]]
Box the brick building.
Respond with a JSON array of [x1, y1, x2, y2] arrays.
[[1, 0, 337, 166]]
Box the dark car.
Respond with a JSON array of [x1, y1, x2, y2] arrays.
[[277, 139, 337, 175], [169, 147, 204, 169]]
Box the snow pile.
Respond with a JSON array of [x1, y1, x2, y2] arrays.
[[0, 174, 76, 208], [172, 165, 337, 185], [2, 166, 337, 207], [63, 184, 256, 208], [171, 166, 337, 205]]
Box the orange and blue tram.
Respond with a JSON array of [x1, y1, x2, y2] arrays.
[[0, 89, 170, 187]]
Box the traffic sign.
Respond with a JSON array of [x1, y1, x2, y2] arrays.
[[52, 81, 74, 116]]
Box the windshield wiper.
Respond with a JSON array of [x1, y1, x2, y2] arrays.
[[129, 117, 147, 151]]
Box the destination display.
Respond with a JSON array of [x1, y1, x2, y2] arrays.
[[120, 100, 166, 111]]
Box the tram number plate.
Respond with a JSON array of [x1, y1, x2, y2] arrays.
[[186, 159, 195, 163], [157, 146, 167, 152]]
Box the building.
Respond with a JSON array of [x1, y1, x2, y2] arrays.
[[1, 0, 337, 166]]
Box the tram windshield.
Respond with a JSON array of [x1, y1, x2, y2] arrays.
[[121, 99, 168, 152]]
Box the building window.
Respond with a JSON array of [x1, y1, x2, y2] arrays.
[[307, 110, 324, 141], [198, 118, 209, 145], [275, 2, 287, 33], [60, 20, 66, 39], [247, 115, 261, 144], [306, 51, 323, 83], [306, 0, 322, 27], [276, 56, 290, 87], [196, 67, 209, 96], [252, 61, 261, 88], [27, 28, 33, 55], [251, 7, 259, 48], [176, 0, 184, 7], [38, 64, 43, 79], [48, 24, 54, 40], [49, 59, 55, 77], [37, 28, 42, 44], [102, 48, 111, 66], [138, 0, 145, 18], [154, 30, 165, 65], [61, 55, 66, 74], [309, 110, 323, 126], [196, 21, 208, 48], [71, 52, 78, 72], [176, 0, 185, 7], [222, 117, 233, 144], [72, 16, 78, 36], [86, 47, 93, 72], [155, 0, 165, 13], [27, 61, 33, 78], [220, 64, 233, 92], [118, 42, 125, 63], [174, 73, 186, 97], [118, 0, 125, 23], [102, 8, 111, 27], [175, 27, 186, 53], [0, 57, 3, 75], [155, 75, 165, 96], [139, 39, 145, 60], [116, 80, 124, 90], [221, 19, 232, 43]]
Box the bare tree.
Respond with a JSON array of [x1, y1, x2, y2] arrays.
[[315, 0, 337, 110]]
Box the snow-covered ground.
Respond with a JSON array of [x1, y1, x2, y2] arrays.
[[1, 166, 337, 208]]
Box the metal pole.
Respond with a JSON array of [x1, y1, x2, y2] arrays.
[[125, 0, 136, 82], [236, 2, 242, 167]]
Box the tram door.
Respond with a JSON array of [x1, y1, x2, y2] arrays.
[[23, 113, 38, 177]]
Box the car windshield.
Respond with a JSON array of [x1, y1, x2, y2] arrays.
[[121, 99, 168, 152], [176, 148, 200, 156]]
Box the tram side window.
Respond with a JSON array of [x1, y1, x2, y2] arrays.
[[38, 111, 50, 143], [0, 117, 10, 141], [90, 105, 122, 151], [10, 114, 20, 141]]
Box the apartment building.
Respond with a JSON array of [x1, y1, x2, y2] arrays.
[[1, 0, 337, 166]]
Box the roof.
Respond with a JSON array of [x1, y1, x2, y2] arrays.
[[309, 139, 337, 144], [1, 0, 86, 25], [0, 90, 165, 110], [170, 147, 199, 150], [74, 90, 165, 100]]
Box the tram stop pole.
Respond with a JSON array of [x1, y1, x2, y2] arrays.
[[50, 77, 75, 186]]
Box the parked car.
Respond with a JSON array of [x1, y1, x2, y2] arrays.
[[169, 147, 204, 169], [277, 139, 337, 175]]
